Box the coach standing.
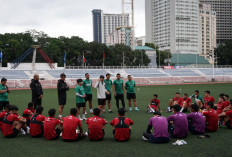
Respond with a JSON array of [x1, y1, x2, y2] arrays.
[[0, 78, 10, 111], [57, 73, 69, 119], [113, 73, 125, 111], [30, 74, 43, 109]]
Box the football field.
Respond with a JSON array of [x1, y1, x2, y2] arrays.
[[0, 83, 231, 157]]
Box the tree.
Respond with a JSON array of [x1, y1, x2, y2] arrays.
[[214, 40, 232, 65], [145, 43, 172, 66]]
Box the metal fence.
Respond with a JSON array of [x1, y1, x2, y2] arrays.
[[6, 75, 232, 89]]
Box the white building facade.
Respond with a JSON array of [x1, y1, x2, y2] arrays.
[[199, 2, 216, 63], [145, 0, 200, 54]]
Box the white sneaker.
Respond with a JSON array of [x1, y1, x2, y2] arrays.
[[21, 129, 26, 135], [76, 129, 80, 134], [60, 133, 62, 137], [142, 136, 148, 141], [82, 117, 87, 121], [84, 132, 88, 137], [27, 128, 30, 135], [90, 110, 93, 114], [80, 118, 83, 121], [85, 111, 88, 115], [180, 140, 187, 144]]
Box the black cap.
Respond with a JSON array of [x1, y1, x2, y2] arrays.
[[100, 75, 105, 78]]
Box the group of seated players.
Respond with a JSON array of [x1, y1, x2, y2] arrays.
[[0, 89, 231, 143]]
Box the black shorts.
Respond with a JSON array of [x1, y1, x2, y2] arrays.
[[58, 96, 67, 105], [106, 94, 111, 100], [53, 128, 62, 140], [225, 120, 232, 129], [5, 128, 19, 138], [76, 103, 86, 108], [85, 94, 92, 101], [98, 99, 106, 106], [63, 133, 82, 142], [32, 98, 42, 107], [127, 93, 136, 100], [31, 126, 44, 138], [182, 108, 188, 112], [0, 101, 9, 110]]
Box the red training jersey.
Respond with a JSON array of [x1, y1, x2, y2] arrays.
[[22, 108, 34, 121], [44, 117, 61, 140], [178, 98, 191, 108], [173, 97, 181, 105], [86, 116, 107, 140], [225, 110, 232, 127], [110, 117, 134, 141], [225, 101, 230, 108], [0, 111, 7, 129], [62, 115, 82, 140], [204, 96, 215, 108], [2, 113, 20, 136], [203, 109, 218, 132], [217, 102, 227, 114], [150, 99, 160, 110], [30, 114, 45, 136]]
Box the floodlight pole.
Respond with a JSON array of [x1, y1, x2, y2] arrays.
[[212, 50, 215, 82], [31, 45, 41, 73]]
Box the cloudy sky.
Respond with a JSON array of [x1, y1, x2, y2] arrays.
[[0, 0, 145, 41]]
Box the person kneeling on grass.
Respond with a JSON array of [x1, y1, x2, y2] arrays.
[[142, 111, 169, 144], [147, 94, 161, 113], [218, 100, 232, 129], [202, 102, 218, 132], [2, 105, 27, 138], [86, 108, 107, 141], [110, 108, 134, 142], [187, 104, 206, 135], [44, 108, 63, 140], [62, 108, 85, 142], [30, 106, 45, 138], [0, 104, 11, 130], [167, 105, 188, 138]]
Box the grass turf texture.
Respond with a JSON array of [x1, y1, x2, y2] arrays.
[[0, 83, 232, 157]]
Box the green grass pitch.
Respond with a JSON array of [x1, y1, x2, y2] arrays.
[[0, 83, 231, 157]]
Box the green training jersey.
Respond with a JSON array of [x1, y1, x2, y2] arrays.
[[104, 79, 112, 93], [191, 94, 204, 104], [75, 85, 85, 103], [0, 84, 8, 102], [83, 79, 92, 94], [113, 79, 124, 94], [125, 80, 136, 93]]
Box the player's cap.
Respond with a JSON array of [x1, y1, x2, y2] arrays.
[[205, 90, 210, 94], [100, 75, 105, 78], [153, 111, 161, 116]]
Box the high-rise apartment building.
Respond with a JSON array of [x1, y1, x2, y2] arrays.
[[199, 2, 216, 63], [145, 0, 200, 54], [200, 0, 232, 45], [92, 9, 129, 43]]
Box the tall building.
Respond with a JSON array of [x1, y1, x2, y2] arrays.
[[106, 27, 133, 46], [92, 9, 129, 43], [200, 0, 232, 45], [199, 2, 216, 63], [145, 0, 200, 54]]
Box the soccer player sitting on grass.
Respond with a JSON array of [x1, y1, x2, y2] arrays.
[[189, 90, 204, 109], [147, 94, 161, 113], [86, 108, 107, 141], [223, 95, 231, 112], [2, 105, 27, 138], [180, 93, 191, 113], [215, 96, 227, 114], [204, 90, 215, 109], [187, 104, 205, 135], [110, 108, 134, 142], [0, 104, 11, 130], [167, 92, 181, 112], [167, 105, 188, 138], [202, 102, 218, 132], [76, 79, 87, 121], [44, 108, 62, 140], [22, 102, 35, 130], [62, 108, 85, 142], [142, 111, 169, 144], [218, 100, 232, 129], [30, 106, 45, 138]]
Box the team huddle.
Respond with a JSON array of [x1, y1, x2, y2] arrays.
[[0, 73, 232, 143]]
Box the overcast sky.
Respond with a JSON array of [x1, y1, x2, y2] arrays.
[[0, 0, 145, 42]]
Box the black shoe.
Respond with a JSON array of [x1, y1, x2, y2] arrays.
[[124, 109, 127, 112], [100, 115, 105, 118], [109, 111, 113, 113]]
